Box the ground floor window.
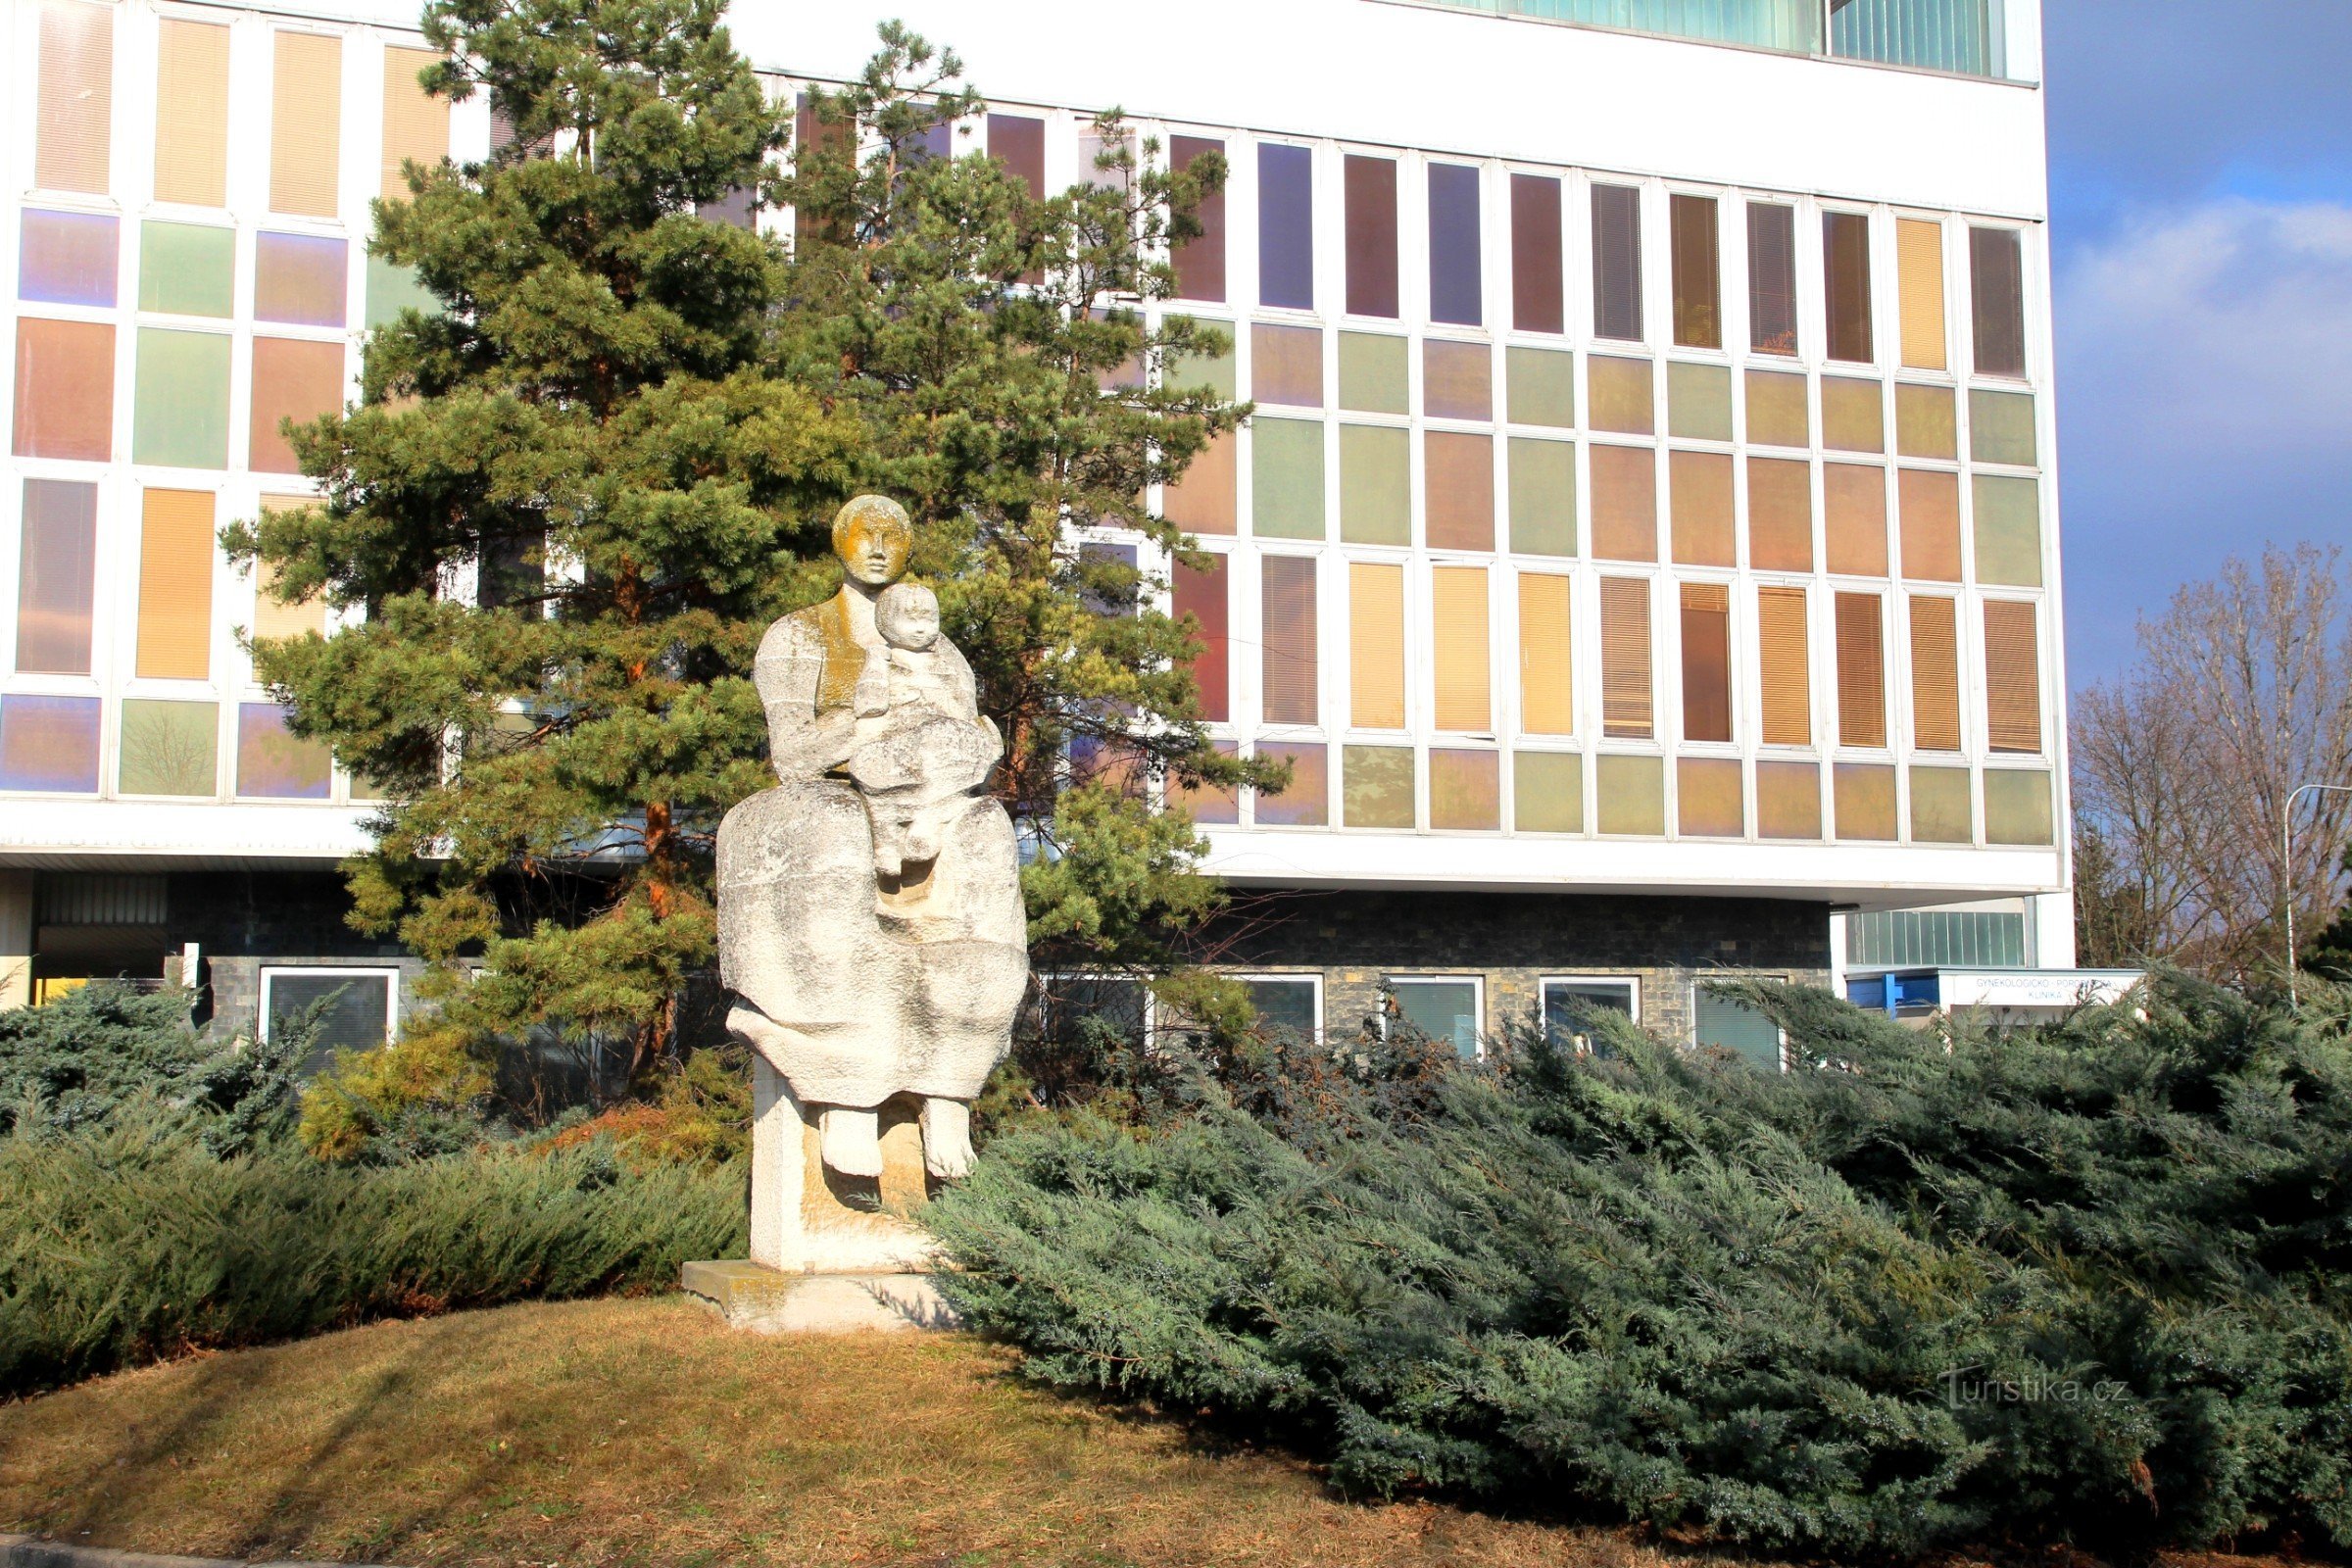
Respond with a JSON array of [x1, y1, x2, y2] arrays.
[[259, 966, 400, 1056], [1542, 976, 1640, 1053], [1239, 974, 1322, 1043], [1386, 975, 1484, 1059], [1692, 985, 1785, 1071], [1020, 972, 1149, 1048]]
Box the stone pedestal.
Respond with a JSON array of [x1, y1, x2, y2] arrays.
[[748, 1058, 938, 1273], [680, 1259, 959, 1334]]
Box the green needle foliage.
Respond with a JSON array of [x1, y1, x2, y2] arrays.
[[926, 975, 2352, 1558], [226, 1, 1257, 1080]]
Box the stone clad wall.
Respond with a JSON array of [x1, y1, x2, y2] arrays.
[[1204, 889, 1835, 1047]]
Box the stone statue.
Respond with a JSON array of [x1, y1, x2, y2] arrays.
[[716, 496, 1028, 1271]]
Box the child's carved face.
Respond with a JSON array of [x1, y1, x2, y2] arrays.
[[875, 583, 941, 650]]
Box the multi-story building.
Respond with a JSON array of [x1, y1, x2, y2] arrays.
[[1, 0, 2083, 1064]]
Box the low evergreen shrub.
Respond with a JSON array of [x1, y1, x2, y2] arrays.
[[926, 974, 2352, 1558]]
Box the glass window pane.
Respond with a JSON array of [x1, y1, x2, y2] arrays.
[[120, 699, 219, 796], [137, 488, 215, 680], [1431, 564, 1493, 732], [1985, 769, 2053, 846], [270, 31, 342, 218], [1834, 591, 1886, 748], [1984, 599, 2041, 753], [1824, 464, 1887, 576], [380, 45, 450, 203], [1824, 210, 1874, 364], [366, 256, 436, 329], [1971, 226, 2027, 377], [1897, 468, 1961, 581], [250, 337, 345, 474], [1430, 749, 1498, 830], [1166, 430, 1237, 536], [1423, 339, 1492, 422], [1678, 755, 1742, 836], [1745, 368, 1808, 448], [1592, 183, 1643, 341], [1669, 451, 1734, 568], [13, 318, 116, 461], [1821, 375, 1884, 453], [1425, 432, 1494, 553], [1343, 744, 1414, 827], [19, 210, 118, 307], [1910, 764, 1973, 843], [38, 3, 114, 194], [1349, 562, 1406, 727], [1896, 218, 1946, 370], [1170, 136, 1227, 303], [1250, 418, 1325, 540], [1253, 740, 1327, 826], [237, 701, 332, 798], [1969, 388, 2037, 466], [1596, 754, 1664, 835], [0, 694, 102, 793], [1517, 572, 1573, 733], [255, 232, 348, 326], [1972, 474, 2042, 587], [1338, 332, 1407, 415], [1679, 581, 1732, 743], [1513, 749, 1582, 833], [1667, 362, 1731, 442], [1428, 162, 1482, 326], [134, 328, 232, 468], [1259, 144, 1315, 311], [1908, 595, 1961, 752], [1695, 991, 1780, 1070], [1747, 202, 1797, 355], [1169, 318, 1239, 400], [1757, 760, 1820, 840], [267, 972, 391, 1054], [1590, 445, 1657, 564], [1505, 347, 1575, 428], [1510, 173, 1564, 334], [1250, 322, 1322, 407], [1174, 739, 1240, 826], [1747, 457, 1813, 572], [1247, 978, 1319, 1040], [1835, 761, 1897, 841], [155, 19, 232, 207], [989, 114, 1044, 195], [1756, 584, 1810, 746], [1670, 193, 1721, 349], [139, 220, 235, 318], [1172, 554, 1230, 722], [1599, 577, 1652, 740], [1589, 355, 1653, 435], [1895, 383, 1956, 461], [1340, 425, 1410, 547], [1507, 438, 1576, 558], [15, 478, 97, 675], [1344, 155, 1398, 318], [1260, 556, 1319, 724], [1393, 980, 1480, 1058]]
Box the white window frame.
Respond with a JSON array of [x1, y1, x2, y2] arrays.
[[1540, 974, 1642, 1052], [1383, 972, 1487, 1058], [1234, 970, 1325, 1044], [256, 964, 399, 1049]]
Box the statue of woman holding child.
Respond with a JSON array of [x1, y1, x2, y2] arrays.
[[715, 496, 1028, 1205]]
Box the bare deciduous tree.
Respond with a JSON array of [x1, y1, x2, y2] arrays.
[[2072, 544, 2352, 980]]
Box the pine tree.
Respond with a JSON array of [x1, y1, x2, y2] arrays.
[[227, 2, 1258, 1079]]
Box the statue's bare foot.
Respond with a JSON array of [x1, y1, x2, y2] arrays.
[[818, 1105, 884, 1177], [920, 1097, 975, 1180]]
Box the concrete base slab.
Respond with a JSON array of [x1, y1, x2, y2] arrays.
[[680, 1259, 960, 1334]]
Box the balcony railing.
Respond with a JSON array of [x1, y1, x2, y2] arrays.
[[1399, 0, 2004, 79]]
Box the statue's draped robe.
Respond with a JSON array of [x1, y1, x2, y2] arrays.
[[715, 590, 1028, 1108]]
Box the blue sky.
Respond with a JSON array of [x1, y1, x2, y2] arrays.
[[2046, 1, 2352, 684]]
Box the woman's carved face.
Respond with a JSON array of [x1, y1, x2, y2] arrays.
[[839, 515, 911, 587]]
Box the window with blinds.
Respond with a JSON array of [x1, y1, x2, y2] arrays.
[[1824, 464, 1887, 575], [1518, 572, 1573, 735], [1424, 339, 1492, 420], [253, 497, 327, 644], [1511, 173, 1564, 334], [381, 46, 451, 203], [1895, 218, 1946, 371], [1834, 591, 1886, 748], [1747, 457, 1813, 572], [1170, 136, 1226, 303], [1426, 432, 1495, 553], [270, 32, 343, 218], [1599, 576, 1652, 740], [37, 3, 112, 195], [1166, 430, 1236, 536], [1259, 143, 1314, 311], [1670, 194, 1721, 350], [1680, 581, 1732, 743], [1172, 554, 1230, 722], [1971, 226, 2027, 377], [250, 338, 346, 474], [1429, 162, 1482, 327], [1345, 155, 1398, 318], [1431, 566, 1491, 732], [1824, 211, 1874, 364], [137, 489, 215, 680], [1590, 445, 1657, 563], [12, 318, 115, 462], [1897, 468, 1962, 582], [16, 480, 97, 676], [1756, 585, 1810, 746], [1984, 599, 2041, 754], [1747, 202, 1797, 355], [1592, 183, 1643, 342], [1908, 595, 1962, 752], [1349, 563, 1405, 729], [155, 19, 230, 208], [1669, 452, 1734, 568], [1260, 555, 1319, 724]]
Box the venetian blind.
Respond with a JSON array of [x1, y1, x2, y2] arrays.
[[1757, 585, 1811, 747], [1680, 581, 1732, 743], [154, 19, 231, 207], [1896, 218, 1947, 371], [1670, 193, 1721, 350], [1592, 183, 1642, 341], [1834, 591, 1886, 748], [381, 46, 451, 203], [271, 31, 343, 218], [1260, 555, 1319, 725], [137, 489, 215, 680], [254, 498, 328, 643], [37, 3, 113, 194], [1172, 554, 1230, 722], [1824, 211, 1874, 364], [1517, 572, 1573, 736], [1599, 576, 1652, 740], [1431, 566, 1491, 732], [1349, 562, 1406, 729], [1983, 599, 2041, 753], [1908, 595, 1961, 752]]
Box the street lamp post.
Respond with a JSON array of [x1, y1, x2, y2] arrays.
[[2283, 782, 2352, 1010]]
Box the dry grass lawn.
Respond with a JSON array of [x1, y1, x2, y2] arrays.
[[0, 1295, 1682, 1568]]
